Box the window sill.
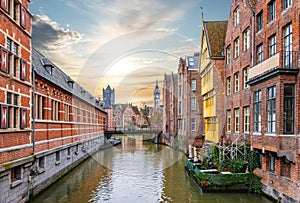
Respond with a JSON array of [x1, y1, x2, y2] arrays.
[[55, 161, 61, 165], [265, 133, 276, 136], [67, 155, 71, 159], [252, 132, 262, 136], [11, 179, 23, 188]]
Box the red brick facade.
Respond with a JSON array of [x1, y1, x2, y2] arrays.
[[0, 0, 32, 164], [247, 0, 300, 202], [224, 0, 253, 143], [163, 55, 204, 149]]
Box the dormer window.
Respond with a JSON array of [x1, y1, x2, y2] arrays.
[[41, 57, 54, 75], [67, 80, 74, 88]]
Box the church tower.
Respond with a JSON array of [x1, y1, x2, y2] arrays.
[[154, 80, 160, 108], [103, 85, 115, 109]]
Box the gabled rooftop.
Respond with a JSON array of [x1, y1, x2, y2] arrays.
[[203, 21, 228, 58], [32, 48, 105, 112]]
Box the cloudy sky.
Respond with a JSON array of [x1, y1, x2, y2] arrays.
[[31, 0, 231, 107]]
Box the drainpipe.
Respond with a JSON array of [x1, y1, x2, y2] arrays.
[[31, 65, 35, 153], [247, 0, 255, 66], [29, 65, 36, 200]]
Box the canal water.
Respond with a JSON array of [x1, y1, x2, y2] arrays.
[[31, 136, 273, 203]]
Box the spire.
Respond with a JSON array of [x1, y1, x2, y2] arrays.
[[155, 79, 158, 88]]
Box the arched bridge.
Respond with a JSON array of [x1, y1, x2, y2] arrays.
[[104, 128, 162, 140]]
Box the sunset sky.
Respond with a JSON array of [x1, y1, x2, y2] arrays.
[[31, 0, 231, 107]]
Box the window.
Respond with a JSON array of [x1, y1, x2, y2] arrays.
[[283, 24, 292, 68], [55, 151, 60, 165], [206, 117, 216, 132], [283, 0, 292, 10], [191, 79, 196, 91], [234, 108, 239, 133], [243, 67, 249, 89], [7, 92, 19, 128], [257, 44, 264, 63], [267, 86, 276, 133], [269, 35, 276, 57], [284, 85, 294, 134], [191, 97, 196, 111], [75, 145, 79, 155], [64, 104, 70, 122], [257, 11, 263, 32], [281, 157, 291, 178], [35, 94, 44, 120], [11, 165, 22, 183], [12, 0, 21, 22], [52, 100, 60, 121], [38, 157, 45, 173], [191, 118, 196, 132], [67, 147, 71, 159], [226, 46, 231, 64], [74, 107, 78, 122], [227, 110, 231, 132], [6, 38, 21, 78], [244, 106, 250, 133], [234, 38, 239, 58], [179, 85, 182, 96], [243, 28, 250, 51], [269, 155, 275, 173], [179, 101, 182, 114], [234, 72, 239, 92], [254, 90, 262, 132], [226, 77, 231, 95], [268, 0, 276, 22], [234, 7, 239, 27]]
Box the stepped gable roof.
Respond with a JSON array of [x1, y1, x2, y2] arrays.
[[204, 21, 228, 58], [247, 0, 256, 10], [32, 48, 106, 113], [113, 104, 127, 112]]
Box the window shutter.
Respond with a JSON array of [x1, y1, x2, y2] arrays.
[[20, 108, 27, 129], [20, 59, 27, 80], [20, 5, 26, 28], [0, 0, 8, 13], [1, 48, 8, 73], [0, 104, 8, 128]]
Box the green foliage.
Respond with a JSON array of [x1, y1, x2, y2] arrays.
[[186, 159, 263, 193], [247, 173, 262, 193], [220, 158, 247, 173], [247, 150, 260, 172], [211, 145, 219, 164], [195, 172, 249, 186]]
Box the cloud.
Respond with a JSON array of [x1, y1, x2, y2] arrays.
[[32, 14, 84, 53], [31, 0, 199, 106]]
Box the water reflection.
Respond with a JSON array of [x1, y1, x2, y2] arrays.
[[31, 136, 273, 203]]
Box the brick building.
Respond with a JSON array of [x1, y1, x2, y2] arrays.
[[199, 20, 227, 144], [31, 48, 107, 197], [112, 103, 148, 131], [0, 0, 33, 202], [0, 1, 108, 199], [247, 0, 300, 202], [224, 0, 253, 144], [162, 55, 204, 149], [162, 72, 178, 145]]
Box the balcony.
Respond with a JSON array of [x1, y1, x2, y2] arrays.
[[248, 51, 300, 82]]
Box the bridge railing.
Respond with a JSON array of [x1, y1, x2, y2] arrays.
[[105, 127, 162, 134]]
